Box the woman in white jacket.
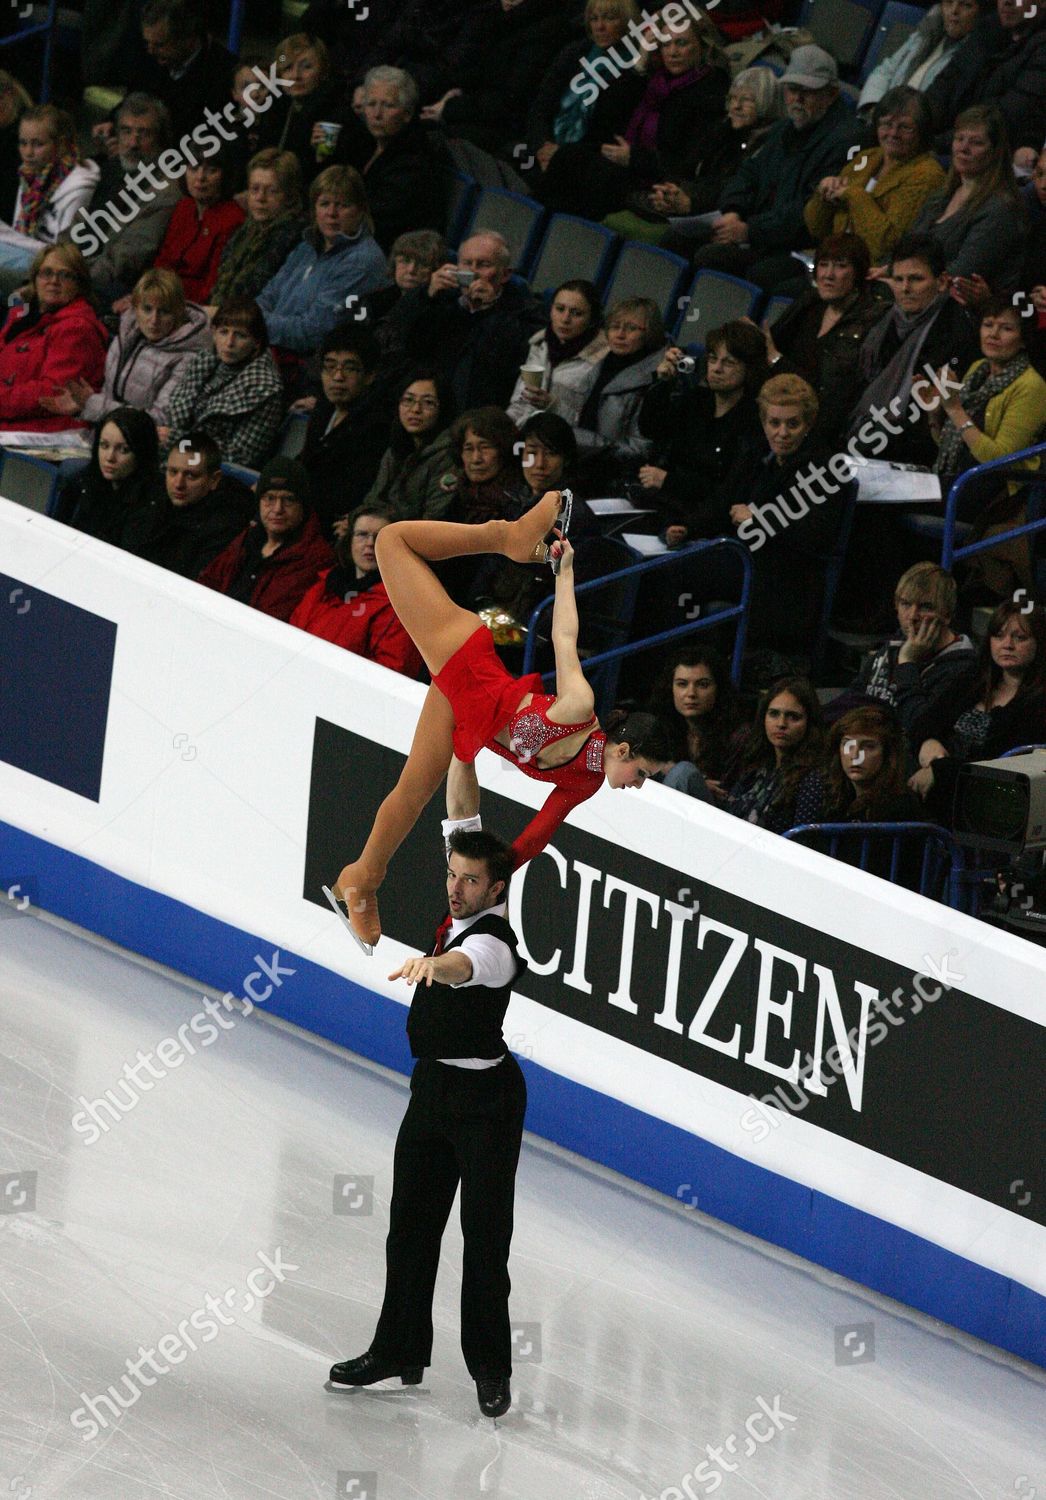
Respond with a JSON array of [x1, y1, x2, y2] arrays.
[[506, 278, 608, 428], [0, 105, 99, 276]]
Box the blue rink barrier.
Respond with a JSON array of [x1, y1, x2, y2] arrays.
[[3, 815, 1043, 1372]]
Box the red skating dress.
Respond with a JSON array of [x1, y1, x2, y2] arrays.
[[432, 626, 607, 867]]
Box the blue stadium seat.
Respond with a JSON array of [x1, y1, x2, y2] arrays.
[[673, 270, 762, 347], [860, 1, 925, 83], [602, 242, 690, 327], [460, 187, 547, 277], [800, 0, 884, 73], [762, 295, 795, 328], [529, 214, 620, 298]]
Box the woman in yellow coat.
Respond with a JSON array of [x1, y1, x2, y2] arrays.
[[804, 86, 945, 266]]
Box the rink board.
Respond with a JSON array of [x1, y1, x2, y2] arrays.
[[1, 500, 1044, 1369]]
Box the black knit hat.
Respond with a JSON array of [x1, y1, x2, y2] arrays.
[[256, 456, 312, 513]]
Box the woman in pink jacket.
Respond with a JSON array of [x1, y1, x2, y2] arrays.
[[0, 243, 107, 431]]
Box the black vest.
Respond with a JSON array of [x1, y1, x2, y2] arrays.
[[406, 911, 525, 1060]]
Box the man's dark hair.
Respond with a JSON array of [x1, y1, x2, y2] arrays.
[[448, 829, 513, 895], [889, 233, 947, 278], [142, 0, 205, 41], [320, 321, 381, 373], [171, 430, 221, 473]]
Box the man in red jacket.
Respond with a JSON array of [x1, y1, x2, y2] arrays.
[[197, 456, 333, 621], [290, 503, 422, 676]]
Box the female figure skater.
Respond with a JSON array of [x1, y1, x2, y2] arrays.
[[332, 491, 673, 949]]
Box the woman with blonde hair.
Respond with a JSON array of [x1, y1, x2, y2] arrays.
[[211, 148, 305, 306], [42, 267, 211, 428], [0, 104, 99, 277], [256, 32, 345, 188], [0, 243, 108, 431], [536, 8, 730, 219], [911, 104, 1027, 295]]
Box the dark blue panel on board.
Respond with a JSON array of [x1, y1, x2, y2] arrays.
[[0, 574, 116, 801]]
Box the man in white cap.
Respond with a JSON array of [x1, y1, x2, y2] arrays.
[[687, 43, 860, 290]]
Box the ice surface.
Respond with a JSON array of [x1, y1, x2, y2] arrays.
[[1, 911, 1042, 1499]]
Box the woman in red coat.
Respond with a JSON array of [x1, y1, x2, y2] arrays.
[[0, 242, 108, 431], [147, 156, 245, 306], [198, 456, 333, 621], [290, 504, 422, 677]]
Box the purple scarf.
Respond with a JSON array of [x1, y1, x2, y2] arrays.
[[625, 66, 705, 153]]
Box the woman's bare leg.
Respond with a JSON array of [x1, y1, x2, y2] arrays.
[[334, 685, 457, 945], [376, 492, 563, 676]]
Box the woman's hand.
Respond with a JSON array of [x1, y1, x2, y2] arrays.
[[918, 737, 949, 769], [310, 123, 326, 146], [650, 181, 690, 214], [949, 273, 991, 312], [656, 346, 684, 380], [40, 377, 93, 416], [638, 464, 667, 489], [522, 386, 552, 408], [665, 523, 689, 548], [908, 766, 935, 799], [729, 503, 753, 526], [818, 174, 846, 201], [111, 294, 132, 315], [332, 515, 350, 541], [535, 141, 558, 171], [419, 88, 462, 123], [600, 135, 630, 167], [712, 212, 748, 245], [156, 424, 171, 447], [289, 395, 317, 413], [549, 531, 574, 574]]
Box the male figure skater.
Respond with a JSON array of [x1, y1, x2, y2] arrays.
[[328, 775, 527, 1420]]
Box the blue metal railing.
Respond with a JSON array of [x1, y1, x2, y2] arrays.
[[939, 440, 1046, 572], [520, 537, 752, 714], [0, 0, 57, 101], [782, 820, 973, 912], [227, 0, 246, 55]]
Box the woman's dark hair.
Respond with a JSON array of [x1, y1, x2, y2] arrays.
[[971, 598, 1046, 710], [825, 705, 909, 819], [90, 405, 159, 478], [978, 293, 1029, 341], [815, 231, 872, 286], [737, 675, 825, 803], [873, 85, 933, 153], [390, 366, 455, 456], [212, 296, 268, 352], [704, 319, 770, 397], [551, 278, 603, 332], [518, 411, 578, 468], [186, 148, 236, 199], [647, 644, 742, 771], [450, 406, 520, 475], [603, 709, 675, 761]]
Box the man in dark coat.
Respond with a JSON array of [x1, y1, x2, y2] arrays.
[[300, 323, 391, 541], [128, 431, 252, 578], [397, 230, 544, 411], [688, 45, 859, 290], [138, 0, 236, 147]]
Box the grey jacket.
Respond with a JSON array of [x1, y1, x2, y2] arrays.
[[912, 188, 1028, 294], [81, 302, 212, 427], [574, 347, 664, 461]]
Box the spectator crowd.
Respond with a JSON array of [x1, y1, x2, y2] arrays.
[[3, 0, 1044, 894]]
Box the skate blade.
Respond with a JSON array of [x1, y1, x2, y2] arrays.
[[322, 885, 374, 956]]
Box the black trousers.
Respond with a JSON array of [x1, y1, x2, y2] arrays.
[[370, 1053, 527, 1378]]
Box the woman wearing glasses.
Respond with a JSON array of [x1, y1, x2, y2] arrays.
[[356, 367, 458, 523], [0, 243, 107, 432]]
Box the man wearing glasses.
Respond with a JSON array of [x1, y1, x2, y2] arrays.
[[299, 323, 391, 539]]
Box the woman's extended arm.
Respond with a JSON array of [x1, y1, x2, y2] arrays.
[[548, 539, 595, 724]]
